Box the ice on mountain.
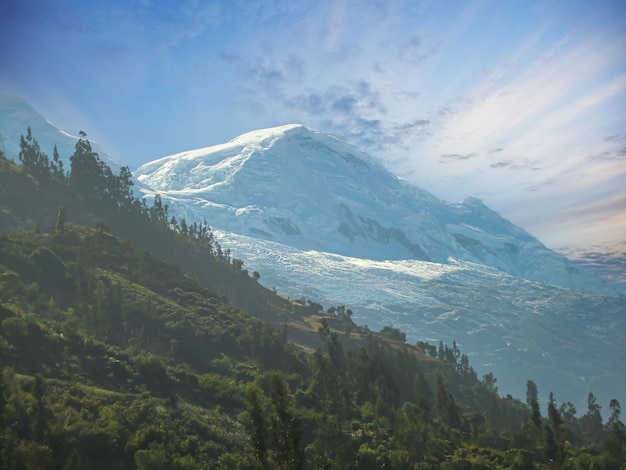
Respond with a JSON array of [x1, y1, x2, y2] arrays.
[[135, 123, 622, 297]]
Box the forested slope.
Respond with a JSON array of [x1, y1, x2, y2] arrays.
[[0, 129, 623, 469]]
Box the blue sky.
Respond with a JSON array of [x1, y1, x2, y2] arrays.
[[1, 0, 625, 273]]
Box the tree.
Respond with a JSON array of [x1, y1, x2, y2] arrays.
[[31, 375, 48, 442], [526, 380, 538, 407], [467, 412, 486, 442], [605, 399, 625, 464], [69, 131, 116, 202], [435, 376, 461, 429], [546, 392, 564, 465], [380, 326, 406, 343], [547, 392, 563, 441], [69, 131, 98, 194], [51, 144, 65, 181], [526, 380, 542, 443], [18, 127, 51, 179], [482, 372, 498, 392], [179, 218, 188, 235], [580, 392, 604, 444], [559, 401, 579, 444], [246, 385, 268, 470], [149, 194, 168, 224], [544, 423, 558, 465], [269, 373, 303, 470], [55, 206, 66, 234], [134, 443, 169, 470], [318, 318, 330, 354], [117, 165, 134, 207], [437, 341, 445, 361]]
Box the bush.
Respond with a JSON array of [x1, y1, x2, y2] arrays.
[[133, 354, 167, 383], [134, 443, 169, 470], [2, 316, 29, 337]]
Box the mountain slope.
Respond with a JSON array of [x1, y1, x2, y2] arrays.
[[215, 230, 626, 409], [134, 124, 617, 295], [0, 93, 119, 169], [0, 159, 548, 469]]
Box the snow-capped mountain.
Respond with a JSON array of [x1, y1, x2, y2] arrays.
[[0, 93, 119, 170], [134, 123, 625, 407], [135, 123, 616, 295]]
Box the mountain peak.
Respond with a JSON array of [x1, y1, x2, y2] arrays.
[[230, 123, 308, 143], [134, 125, 620, 295]]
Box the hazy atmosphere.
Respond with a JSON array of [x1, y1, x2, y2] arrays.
[[1, 0, 625, 271], [1, 3, 626, 467]]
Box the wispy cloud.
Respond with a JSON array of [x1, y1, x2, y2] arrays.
[[569, 249, 626, 284], [388, 35, 443, 65], [440, 152, 478, 163]]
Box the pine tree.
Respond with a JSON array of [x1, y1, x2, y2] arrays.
[[117, 166, 134, 207], [18, 127, 51, 179], [604, 399, 625, 464], [269, 373, 303, 470], [580, 392, 604, 444], [31, 375, 48, 442], [51, 144, 65, 181], [435, 376, 461, 429], [55, 206, 66, 234], [526, 380, 542, 443], [246, 385, 268, 470], [546, 392, 564, 465], [69, 131, 114, 201], [547, 392, 563, 441]]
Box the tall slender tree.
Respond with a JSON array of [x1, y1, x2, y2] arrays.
[[246, 385, 268, 470], [55, 206, 66, 234], [269, 373, 303, 470], [527, 380, 542, 443]]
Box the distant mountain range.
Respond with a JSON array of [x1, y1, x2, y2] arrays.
[[1, 94, 624, 408]]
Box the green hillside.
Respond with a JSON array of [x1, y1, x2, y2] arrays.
[[0, 130, 623, 469]]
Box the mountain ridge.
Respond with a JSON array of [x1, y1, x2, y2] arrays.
[[0, 93, 120, 170], [134, 123, 621, 296]]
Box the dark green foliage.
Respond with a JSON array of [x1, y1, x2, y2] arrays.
[[581, 392, 605, 445], [435, 376, 461, 429], [55, 206, 66, 234], [380, 325, 406, 343], [605, 399, 625, 464], [269, 373, 304, 469], [18, 126, 54, 181], [246, 385, 268, 470], [0, 126, 623, 469], [69, 131, 113, 201]]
